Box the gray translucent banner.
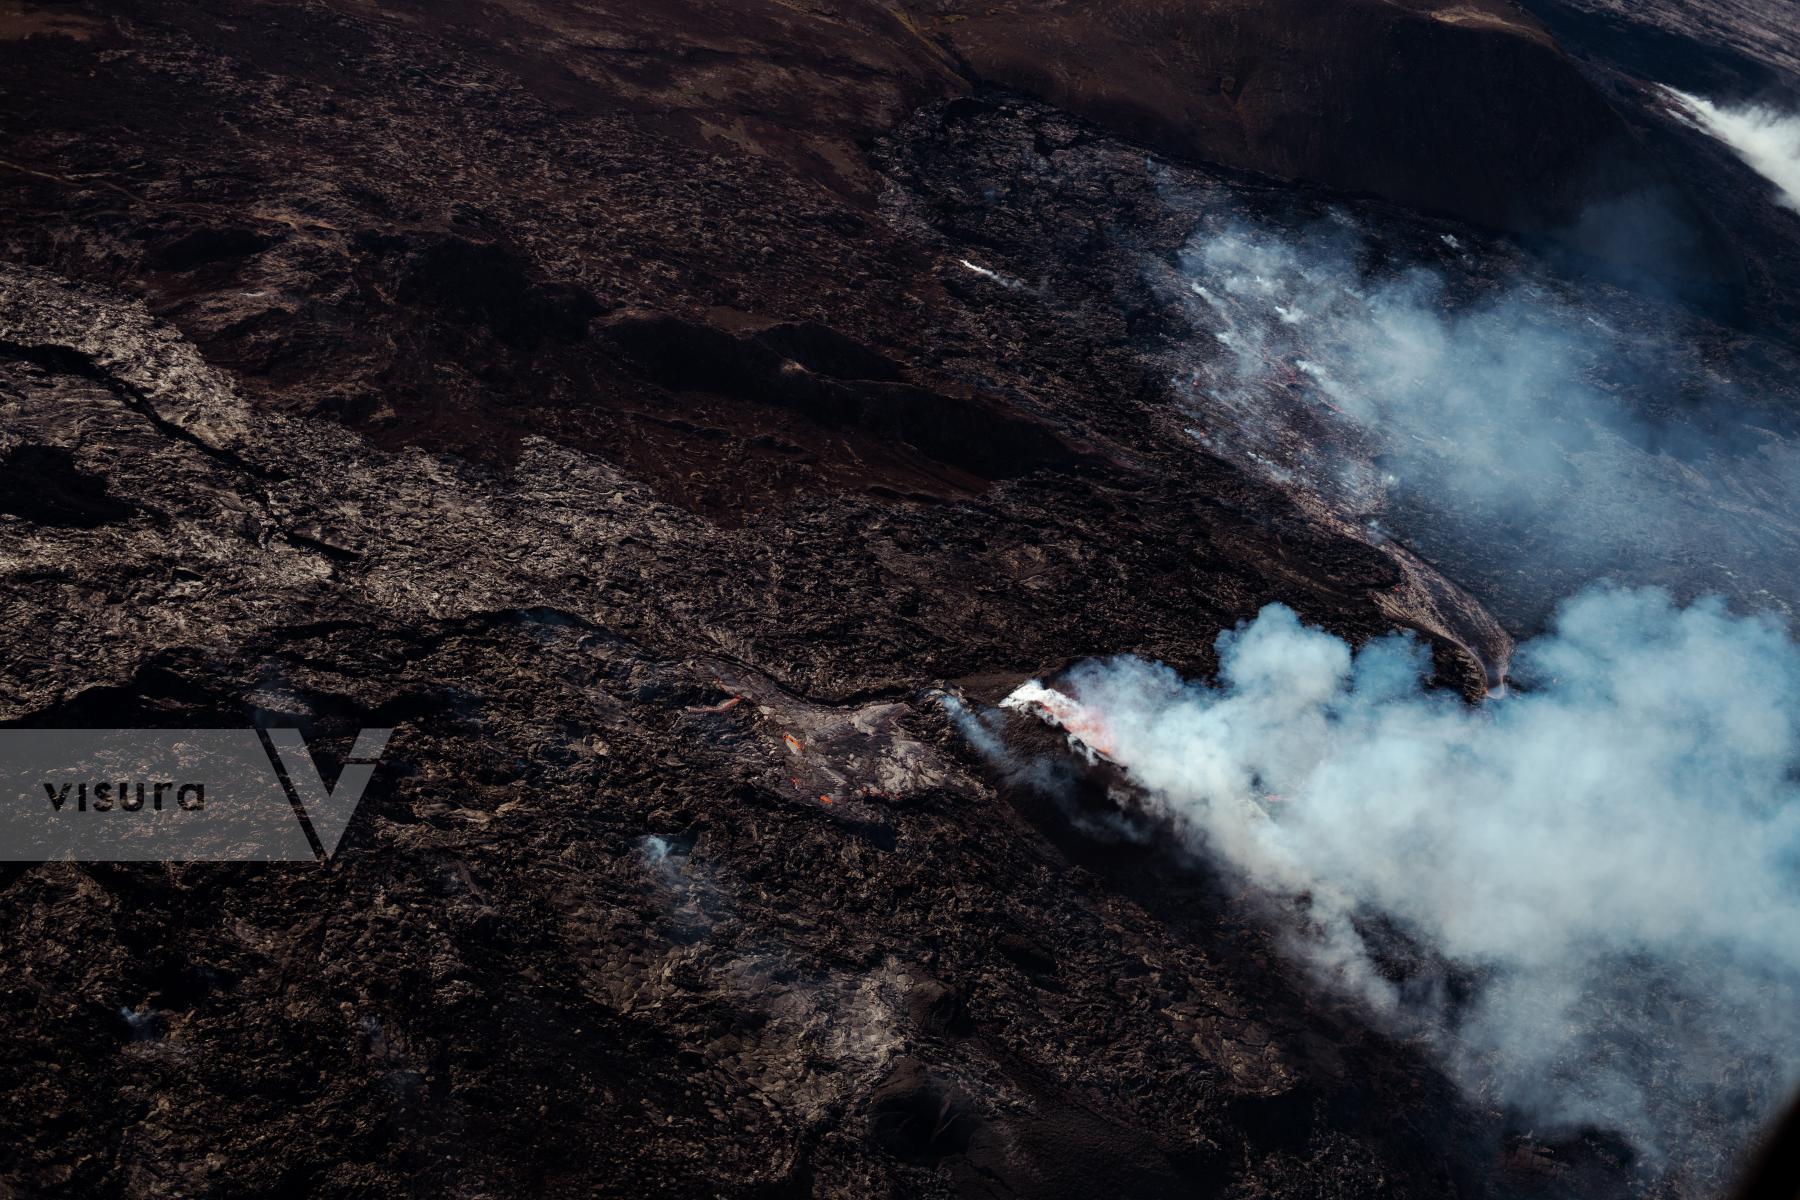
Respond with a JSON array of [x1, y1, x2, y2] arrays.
[[0, 729, 389, 861]]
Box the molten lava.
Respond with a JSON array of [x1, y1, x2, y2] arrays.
[[1000, 681, 1117, 761]]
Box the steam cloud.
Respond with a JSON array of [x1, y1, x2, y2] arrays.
[[1663, 88, 1800, 212], [999, 115, 1800, 1184], [1157, 211, 1800, 623], [1004, 589, 1800, 1180]]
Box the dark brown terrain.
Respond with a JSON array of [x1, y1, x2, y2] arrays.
[[0, 2, 1796, 1198]]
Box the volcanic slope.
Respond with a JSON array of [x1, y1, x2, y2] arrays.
[[0, 2, 1793, 1198]]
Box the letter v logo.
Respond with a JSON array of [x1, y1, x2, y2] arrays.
[[264, 729, 392, 859]]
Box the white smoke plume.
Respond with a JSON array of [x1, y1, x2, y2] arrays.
[[1004, 588, 1800, 1179], [1157, 213, 1800, 624], [1109, 109, 1800, 1188], [1663, 88, 1800, 212]]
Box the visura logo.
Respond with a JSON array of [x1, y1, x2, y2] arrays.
[[2, 728, 393, 862], [44, 781, 206, 812]]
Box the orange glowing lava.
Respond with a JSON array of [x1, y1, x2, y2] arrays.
[[1025, 689, 1117, 759]]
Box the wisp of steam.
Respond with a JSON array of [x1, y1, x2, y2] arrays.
[[1663, 88, 1800, 213], [1000, 587, 1800, 1181]]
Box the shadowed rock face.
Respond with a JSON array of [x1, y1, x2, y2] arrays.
[[0, 1, 1794, 1198], [913, 0, 1600, 225], [910, 0, 1739, 295]]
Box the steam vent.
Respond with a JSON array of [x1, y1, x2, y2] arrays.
[[3, 1, 1799, 1197]]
